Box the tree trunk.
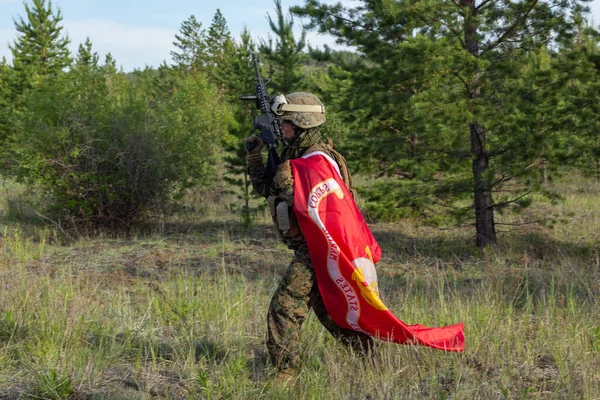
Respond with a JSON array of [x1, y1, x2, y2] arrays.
[[463, 0, 497, 248], [471, 121, 496, 247], [540, 158, 547, 185], [540, 116, 547, 185], [244, 170, 252, 222], [596, 126, 600, 181]]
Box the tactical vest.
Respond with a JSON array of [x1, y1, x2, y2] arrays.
[[269, 139, 356, 249]]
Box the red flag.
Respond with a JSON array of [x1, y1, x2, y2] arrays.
[[290, 152, 465, 352]]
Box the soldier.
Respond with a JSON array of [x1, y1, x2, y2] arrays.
[[246, 92, 374, 380]]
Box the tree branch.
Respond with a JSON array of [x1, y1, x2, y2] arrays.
[[495, 220, 545, 226], [299, 6, 407, 42], [450, 68, 472, 95], [484, 0, 539, 53], [431, 17, 467, 49], [492, 191, 532, 210], [475, 0, 494, 12]]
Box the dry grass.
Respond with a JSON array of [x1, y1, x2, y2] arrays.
[[0, 174, 599, 399]]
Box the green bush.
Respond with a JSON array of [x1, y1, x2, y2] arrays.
[[9, 64, 233, 228]]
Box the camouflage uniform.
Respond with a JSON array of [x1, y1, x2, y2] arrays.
[[247, 127, 373, 373]]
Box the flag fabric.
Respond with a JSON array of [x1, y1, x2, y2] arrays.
[[290, 151, 465, 352]]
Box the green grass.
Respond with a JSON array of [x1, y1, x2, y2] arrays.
[[0, 175, 599, 399]]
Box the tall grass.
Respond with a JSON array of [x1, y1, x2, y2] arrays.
[[0, 174, 599, 399]]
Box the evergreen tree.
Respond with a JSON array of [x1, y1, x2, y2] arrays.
[[293, 0, 591, 248], [203, 9, 236, 86], [0, 57, 15, 150], [221, 28, 266, 224], [76, 37, 99, 67], [9, 0, 71, 89], [102, 53, 118, 75], [0, 57, 12, 99], [260, 0, 307, 94], [302, 49, 359, 145], [171, 15, 207, 73], [206, 9, 232, 67], [558, 19, 600, 180], [212, 28, 256, 98]]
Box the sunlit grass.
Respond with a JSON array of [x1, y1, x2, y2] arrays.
[[0, 172, 599, 398]]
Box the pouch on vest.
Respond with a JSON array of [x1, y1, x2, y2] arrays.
[[268, 195, 290, 234], [276, 201, 291, 234]]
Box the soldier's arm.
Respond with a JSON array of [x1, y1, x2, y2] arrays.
[[246, 136, 272, 199], [273, 160, 294, 207]]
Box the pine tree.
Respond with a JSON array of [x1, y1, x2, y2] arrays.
[[557, 18, 600, 180], [206, 9, 232, 67], [0, 57, 15, 149], [580, 37, 600, 180], [170, 15, 207, 73], [221, 28, 265, 225], [9, 0, 71, 89], [202, 9, 235, 86], [76, 37, 99, 67], [223, 139, 264, 226], [293, 0, 590, 247], [302, 49, 359, 145], [0, 57, 12, 96], [260, 0, 307, 94], [102, 53, 118, 74]]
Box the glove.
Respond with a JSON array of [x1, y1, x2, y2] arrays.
[[245, 135, 264, 154], [246, 136, 264, 171]]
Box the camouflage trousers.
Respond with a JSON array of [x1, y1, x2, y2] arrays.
[[266, 244, 374, 372]]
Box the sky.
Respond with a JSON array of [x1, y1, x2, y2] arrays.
[[1, 0, 600, 72]]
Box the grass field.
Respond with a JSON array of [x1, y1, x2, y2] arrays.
[[0, 175, 599, 399]]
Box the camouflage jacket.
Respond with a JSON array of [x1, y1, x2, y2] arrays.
[[247, 128, 355, 249]]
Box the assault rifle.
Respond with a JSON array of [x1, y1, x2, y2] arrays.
[[239, 53, 282, 178]]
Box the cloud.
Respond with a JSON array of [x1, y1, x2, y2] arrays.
[[64, 19, 177, 71], [0, 29, 14, 61], [1, 17, 345, 70]]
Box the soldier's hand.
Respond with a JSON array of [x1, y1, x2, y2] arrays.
[[245, 136, 264, 153]]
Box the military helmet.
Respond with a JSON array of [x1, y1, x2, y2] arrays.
[[272, 92, 326, 129]]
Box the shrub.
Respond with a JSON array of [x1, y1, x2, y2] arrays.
[[9, 64, 233, 228]]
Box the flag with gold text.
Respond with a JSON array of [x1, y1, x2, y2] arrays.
[[290, 152, 465, 352]]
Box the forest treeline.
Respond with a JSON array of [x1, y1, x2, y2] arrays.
[[1, 0, 599, 248]]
